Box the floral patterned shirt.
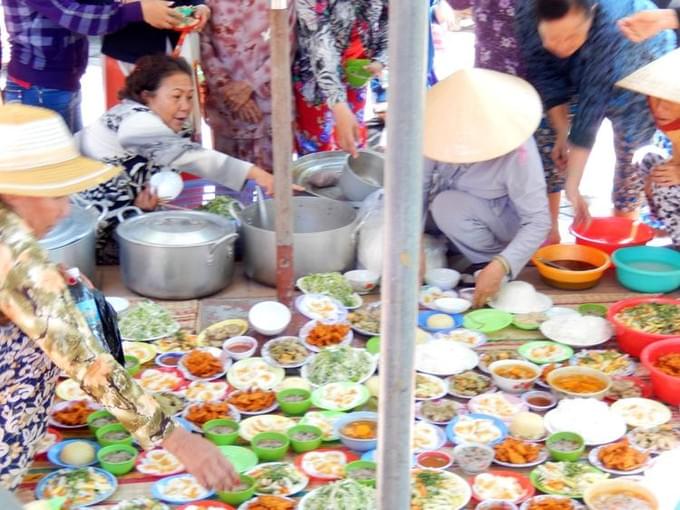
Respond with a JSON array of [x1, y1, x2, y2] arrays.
[[293, 0, 389, 107], [0, 204, 175, 489]]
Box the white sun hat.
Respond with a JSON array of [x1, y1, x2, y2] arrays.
[[0, 104, 121, 197], [616, 48, 680, 104], [489, 280, 553, 314], [423, 68, 543, 164]]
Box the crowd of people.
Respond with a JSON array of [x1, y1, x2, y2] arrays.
[[0, 0, 680, 498]]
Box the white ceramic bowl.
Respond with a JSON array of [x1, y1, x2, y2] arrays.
[[343, 270, 380, 294], [547, 366, 612, 400], [222, 336, 258, 360], [105, 296, 129, 314], [434, 297, 471, 314], [149, 171, 184, 201], [425, 268, 461, 290], [584, 479, 658, 510], [488, 360, 540, 394], [248, 301, 292, 336]]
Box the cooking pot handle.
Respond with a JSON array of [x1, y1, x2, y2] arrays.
[[116, 206, 144, 224], [228, 201, 244, 227], [86, 202, 109, 224], [206, 232, 239, 264]]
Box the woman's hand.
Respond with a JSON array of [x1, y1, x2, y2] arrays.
[[236, 99, 264, 124], [618, 10, 679, 43], [650, 162, 680, 186], [566, 186, 591, 230], [140, 0, 183, 29], [364, 62, 384, 78], [472, 260, 506, 309], [192, 5, 211, 31], [223, 81, 253, 111], [246, 166, 305, 196], [332, 102, 360, 158], [162, 427, 239, 492], [551, 134, 570, 172], [134, 186, 160, 211]]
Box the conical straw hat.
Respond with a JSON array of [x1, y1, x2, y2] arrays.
[[424, 68, 543, 163], [0, 104, 121, 197], [616, 48, 680, 103]]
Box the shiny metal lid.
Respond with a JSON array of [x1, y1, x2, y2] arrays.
[[39, 206, 98, 250], [116, 210, 235, 247]]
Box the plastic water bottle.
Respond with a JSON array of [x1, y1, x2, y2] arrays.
[[66, 268, 106, 344]]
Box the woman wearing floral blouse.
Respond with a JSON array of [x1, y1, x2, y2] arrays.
[[293, 0, 388, 157], [0, 104, 237, 490]]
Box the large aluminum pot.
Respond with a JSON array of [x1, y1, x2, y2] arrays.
[[233, 196, 359, 286], [338, 149, 384, 202], [39, 203, 106, 280], [116, 209, 238, 299]]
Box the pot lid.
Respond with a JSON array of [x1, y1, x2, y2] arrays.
[[39, 206, 97, 250], [116, 210, 235, 247]]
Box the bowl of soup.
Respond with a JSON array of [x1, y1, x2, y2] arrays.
[[287, 424, 323, 453], [251, 432, 290, 461], [489, 360, 540, 393], [216, 475, 256, 506], [335, 411, 378, 451], [584, 479, 658, 510], [547, 366, 612, 400], [532, 244, 611, 290], [203, 418, 240, 446], [97, 444, 138, 475], [95, 423, 133, 447], [345, 460, 377, 487], [87, 410, 117, 434]]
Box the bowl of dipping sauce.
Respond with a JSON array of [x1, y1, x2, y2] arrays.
[[532, 244, 611, 290], [223, 336, 258, 360], [416, 450, 453, 470], [520, 391, 557, 412]]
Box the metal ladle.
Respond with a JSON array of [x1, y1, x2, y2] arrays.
[[255, 185, 271, 229]]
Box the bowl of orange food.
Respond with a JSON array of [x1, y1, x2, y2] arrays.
[[488, 360, 540, 394], [334, 411, 378, 451], [547, 366, 612, 400]]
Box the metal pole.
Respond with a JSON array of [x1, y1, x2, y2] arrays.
[[377, 0, 429, 508], [270, 0, 294, 306]]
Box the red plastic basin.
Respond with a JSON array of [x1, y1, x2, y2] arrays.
[[608, 297, 680, 357], [641, 338, 680, 405], [570, 217, 654, 255]]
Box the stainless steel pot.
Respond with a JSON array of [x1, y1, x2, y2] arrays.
[[116, 210, 238, 299], [338, 149, 384, 202], [232, 196, 359, 286], [39, 203, 106, 280]]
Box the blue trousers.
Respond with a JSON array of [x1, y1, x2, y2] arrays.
[[4, 79, 82, 133]]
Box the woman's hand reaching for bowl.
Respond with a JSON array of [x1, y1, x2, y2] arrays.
[[162, 427, 239, 492], [134, 186, 160, 211], [247, 166, 304, 196]]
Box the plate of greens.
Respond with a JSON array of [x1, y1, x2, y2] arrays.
[[301, 346, 377, 386], [119, 301, 180, 342], [529, 462, 609, 498], [298, 479, 376, 510], [297, 273, 362, 309]]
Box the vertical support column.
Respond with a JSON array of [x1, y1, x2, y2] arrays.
[[377, 0, 429, 508], [270, 0, 294, 306]]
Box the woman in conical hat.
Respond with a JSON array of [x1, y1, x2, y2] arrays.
[[617, 48, 680, 247], [423, 68, 552, 308], [0, 104, 238, 490]]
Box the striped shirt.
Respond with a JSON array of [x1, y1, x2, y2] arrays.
[[3, 0, 143, 91]]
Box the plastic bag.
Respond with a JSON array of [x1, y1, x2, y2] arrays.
[[357, 190, 385, 275], [92, 290, 125, 366]]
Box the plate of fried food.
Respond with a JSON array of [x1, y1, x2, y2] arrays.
[[520, 495, 585, 510], [227, 388, 279, 415], [627, 424, 680, 454], [155, 332, 200, 353], [136, 448, 185, 477], [588, 439, 651, 475], [182, 381, 230, 402], [493, 437, 549, 468], [49, 400, 101, 429], [136, 367, 186, 392], [262, 336, 312, 368], [237, 495, 297, 510], [197, 319, 249, 348], [179, 347, 231, 381], [182, 401, 241, 431], [300, 320, 353, 352]]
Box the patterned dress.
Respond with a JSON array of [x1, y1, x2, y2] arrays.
[[200, 0, 295, 170], [0, 205, 174, 489], [293, 0, 388, 154], [516, 0, 676, 211]]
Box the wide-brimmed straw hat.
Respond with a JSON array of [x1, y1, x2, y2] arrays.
[[616, 48, 680, 103], [0, 104, 121, 197], [423, 68, 543, 164]]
